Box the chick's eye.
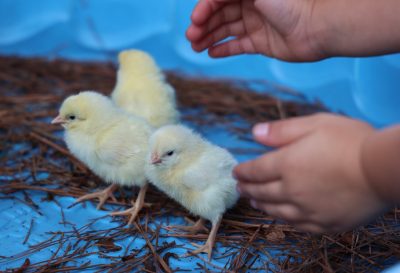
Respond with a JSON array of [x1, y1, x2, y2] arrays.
[[166, 151, 174, 156], [68, 115, 76, 121]]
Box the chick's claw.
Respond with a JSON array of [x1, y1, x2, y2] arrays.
[[188, 217, 221, 261], [110, 203, 152, 225], [168, 218, 209, 234], [110, 184, 149, 225], [73, 184, 118, 210], [110, 201, 140, 225], [189, 241, 214, 261]]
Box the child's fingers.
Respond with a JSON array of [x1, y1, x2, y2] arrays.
[[186, 25, 205, 43], [207, 35, 260, 57], [191, 0, 233, 25], [233, 151, 282, 183], [187, 2, 242, 45], [294, 222, 324, 234], [252, 115, 322, 147], [191, 20, 246, 52], [199, 2, 242, 34], [250, 201, 304, 222], [237, 180, 285, 203]]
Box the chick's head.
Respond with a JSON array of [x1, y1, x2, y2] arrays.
[[148, 125, 205, 169], [52, 91, 117, 132], [118, 49, 158, 76]]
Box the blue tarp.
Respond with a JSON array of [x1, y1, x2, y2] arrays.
[[1, 0, 399, 272]]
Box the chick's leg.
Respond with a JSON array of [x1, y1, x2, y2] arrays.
[[168, 218, 208, 234], [73, 184, 118, 210], [110, 183, 149, 225], [190, 216, 222, 261]]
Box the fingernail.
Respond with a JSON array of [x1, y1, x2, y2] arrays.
[[250, 199, 258, 209], [253, 123, 269, 138]]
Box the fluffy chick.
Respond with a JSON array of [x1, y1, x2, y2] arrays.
[[111, 49, 179, 128], [52, 91, 152, 224], [145, 125, 239, 260]]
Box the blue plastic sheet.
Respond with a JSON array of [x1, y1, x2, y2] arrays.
[[1, 0, 399, 125], [1, 0, 400, 271]]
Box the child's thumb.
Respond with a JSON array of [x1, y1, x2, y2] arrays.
[[253, 115, 318, 147]]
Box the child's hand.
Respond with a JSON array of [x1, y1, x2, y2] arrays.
[[234, 114, 390, 233], [187, 0, 400, 61], [186, 0, 328, 61]]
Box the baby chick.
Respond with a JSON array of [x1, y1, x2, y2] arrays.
[[51, 91, 152, 224], [145, 125, 239, 260], [111, 49, 179, 128]]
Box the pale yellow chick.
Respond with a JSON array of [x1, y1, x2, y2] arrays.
[[145, 125, 239, 260], [111, 49, 179, 128], [51, 91, 153, 224]]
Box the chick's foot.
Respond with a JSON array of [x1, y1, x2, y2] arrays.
[[188, 217, 221, 261], [190, 241, 213, 260], [168, 218, 208, 234], [110, 184, 149, 225], [73, 184, 118, 210]]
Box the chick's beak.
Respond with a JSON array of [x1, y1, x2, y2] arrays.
[[151, 153, 162, 165], [51, 115, 66, 125]]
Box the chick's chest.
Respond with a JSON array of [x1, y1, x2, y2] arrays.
[[65, 131, 97, 164], [155, 169, 197, 205]]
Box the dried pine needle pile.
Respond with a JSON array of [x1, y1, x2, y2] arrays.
[[1, 56, 400, 272]]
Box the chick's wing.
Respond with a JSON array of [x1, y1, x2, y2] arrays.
[[182, 147, 234, 190], [94, 124, 143, 165], [182, 165, 211, 191]]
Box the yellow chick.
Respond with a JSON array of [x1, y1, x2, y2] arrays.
[[111, 49, 179, 128], [145, 125, 239, 260], [51, 91, 152, 224]]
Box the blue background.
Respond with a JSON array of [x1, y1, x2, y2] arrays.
[[0, 0, 399, 126], [1, 0, 399, 271]]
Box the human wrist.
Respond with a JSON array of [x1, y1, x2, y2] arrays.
[[306, 0, 336, 60], [315, 0, 400, 58], [311, 0, 362, 58], [361, 125, 400, 205]]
